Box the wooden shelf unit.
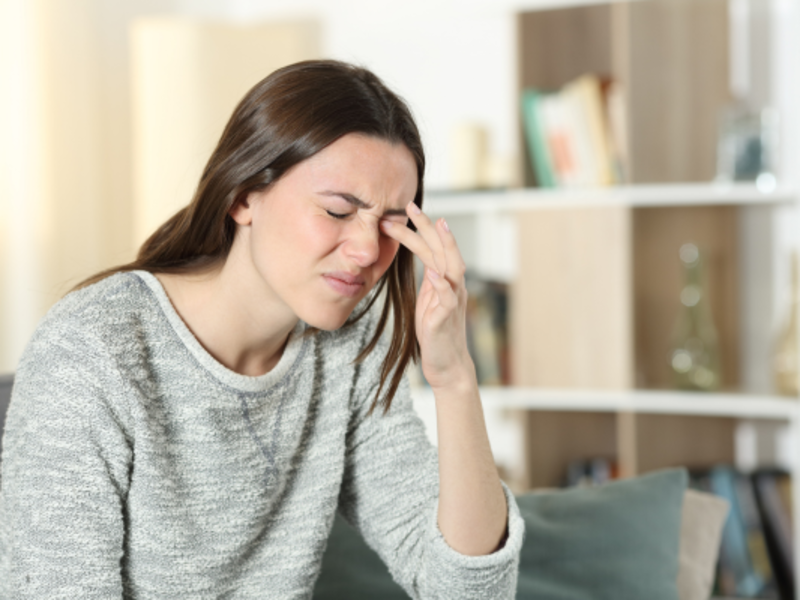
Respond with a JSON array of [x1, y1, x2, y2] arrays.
[[425, 183, 800, 489], [475, 0, 800, 491]]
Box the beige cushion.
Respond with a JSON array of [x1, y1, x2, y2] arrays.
[[678, 489, 730, 600]]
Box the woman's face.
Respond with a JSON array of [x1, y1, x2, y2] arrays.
[[230, 133, 417, 331]]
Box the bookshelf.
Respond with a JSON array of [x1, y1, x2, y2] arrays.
[[416, 0, 800, 596], [421, 183, 800, 481]]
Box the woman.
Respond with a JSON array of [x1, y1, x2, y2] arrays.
[[0, 60, 523, 598]]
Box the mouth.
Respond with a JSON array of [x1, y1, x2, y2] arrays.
[[322, 271, 366, 298]]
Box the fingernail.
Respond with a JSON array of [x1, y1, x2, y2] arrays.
[[380, 220, 392, 230], [441, 219, 450, 232], [408, 202, 421, 215], [428, 269, 440, 280]]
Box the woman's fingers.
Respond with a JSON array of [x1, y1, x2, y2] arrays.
[[381, 202, 466, 283], [408, 203, 467, 284], [436, 218, 467, 282], [381, 219, 436, 272], [404, 202, 447, 274], [380, 216, 442, 275], [426, 268, 458, 311]]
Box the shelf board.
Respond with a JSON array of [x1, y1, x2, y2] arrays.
[[411, 387, 800, 420], [424, 183, 799, 215]]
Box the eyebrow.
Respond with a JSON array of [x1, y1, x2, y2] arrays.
[[320, 191, 409, 217]]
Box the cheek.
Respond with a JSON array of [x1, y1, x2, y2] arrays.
[[304, 218, 342, 252]]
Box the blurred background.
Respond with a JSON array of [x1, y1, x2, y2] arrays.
[[0, 0, 523, 372], [1, 0, 797, 371]]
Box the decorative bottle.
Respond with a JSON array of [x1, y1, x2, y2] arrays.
[[669, 243, 722, 391], [774, 253, 799, 397]]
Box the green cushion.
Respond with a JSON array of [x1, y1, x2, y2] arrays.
[[313, 515, 410, 600], [516, 468, 687, 600], [313, 468, 687, 600]]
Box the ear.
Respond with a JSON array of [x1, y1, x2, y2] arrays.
[[229, 195, 254, 226]]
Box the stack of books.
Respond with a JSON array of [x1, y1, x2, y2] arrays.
[[465, 275, 510, 386], [521, 74, 627, 188], [691, 467, 794, 599], [564, 457, 619, 488]]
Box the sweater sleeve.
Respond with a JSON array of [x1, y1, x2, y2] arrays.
[[337, 334, 524, 599], [0, 323, 132, 599]]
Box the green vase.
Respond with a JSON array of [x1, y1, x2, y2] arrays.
[[669, 243, 722, 391]]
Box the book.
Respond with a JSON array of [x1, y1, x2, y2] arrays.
[[465, 275, 509, 386], [561, 74, 615, 186], [520, 90, 557, 188], [709, 466, 768, 597], [539, 90, 582, 187], [734, 473, 778, 596], [520, 74, 624, 189], [564, 457, 618, 488], [604, 80, 629, 184], [752, 470, 795, 599]]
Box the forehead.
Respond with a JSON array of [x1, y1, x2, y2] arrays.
[[301, 134, 418, 204]]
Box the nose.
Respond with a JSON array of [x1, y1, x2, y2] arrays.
[[343, 220, 381, 268]]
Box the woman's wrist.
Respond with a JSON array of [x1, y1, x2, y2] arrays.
[[426, 358, 478, 398]]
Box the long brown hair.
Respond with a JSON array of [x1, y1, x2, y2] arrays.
[[79, 60, 424, 413]]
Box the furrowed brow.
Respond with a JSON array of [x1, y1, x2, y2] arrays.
[[323, 191, 370, 209], [320, 191, 409, 217]]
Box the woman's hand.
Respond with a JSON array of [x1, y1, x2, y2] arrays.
[[380, 202, 475, 391]]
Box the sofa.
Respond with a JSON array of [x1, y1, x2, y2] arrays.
[[0, 374, 12, 449], [313, 468, 730, 600]]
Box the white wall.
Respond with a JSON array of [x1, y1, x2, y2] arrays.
[[167, 0, 527, 190], [0, 0, 46, 372], [0, 0, 183, 372]]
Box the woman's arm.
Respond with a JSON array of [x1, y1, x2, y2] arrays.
[[380, 204, 508, 556], [432, 372, 509, 555], [337, 355, 522, 600], [0, 327, 130, 599]]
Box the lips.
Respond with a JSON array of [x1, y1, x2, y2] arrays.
[[322, 271, 366, 298]]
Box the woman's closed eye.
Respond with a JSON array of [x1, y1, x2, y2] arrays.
[[325, 207, 409, 228]]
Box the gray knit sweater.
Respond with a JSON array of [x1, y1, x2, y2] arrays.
[[0, 271, 523, 599]]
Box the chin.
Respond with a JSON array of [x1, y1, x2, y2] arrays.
[[300, 306, 356, 332]]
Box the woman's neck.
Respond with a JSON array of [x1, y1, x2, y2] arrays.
[[156, 259, 298, 377]]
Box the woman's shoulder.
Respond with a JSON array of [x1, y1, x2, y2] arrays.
[[43, 271, 150, 327], [23, 271, 158, 362]]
